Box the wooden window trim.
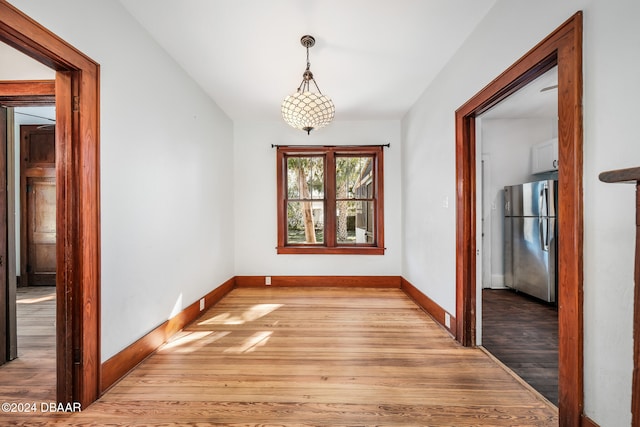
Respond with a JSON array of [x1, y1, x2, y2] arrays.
[[276, 146, 385, 255]]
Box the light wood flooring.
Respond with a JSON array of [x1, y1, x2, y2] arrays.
[[0, 286, 56, 403], [1, 286, 558, 425]]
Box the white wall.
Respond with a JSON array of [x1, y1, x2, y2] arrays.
[[5, 1, 640, 424], [233, 120, 402, 276], [402, 0, 640, 425], [8, 0, 236, 361], [0, 42, 54, 80]]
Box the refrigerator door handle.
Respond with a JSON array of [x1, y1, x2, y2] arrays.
[[540, 184, 548, 218], [540, 217, 550, 251]]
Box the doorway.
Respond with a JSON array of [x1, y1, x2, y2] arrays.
[[476, 67, 559, 405], [0, 1, 101, 407], [455, 12, 583, 426], [1, 103, 58, 402]]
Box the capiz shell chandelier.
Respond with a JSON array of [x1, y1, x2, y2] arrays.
[[282, 35, 335, 135]]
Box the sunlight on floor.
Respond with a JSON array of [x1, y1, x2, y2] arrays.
[[224, 331, 273, 354], [160, 330, 230, 353], [16, 295, 55, 304], [198, 303, 283, 325]]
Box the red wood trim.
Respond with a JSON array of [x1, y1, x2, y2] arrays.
[[454, 114, 476, 347], [0, 80, 54, 95], [276, 246, 385, 255], [100, 277, 235, 393], [276, 146, 384, 254], [0, 80, 55, 106], [556, 14, 584, 427], [276, 148, 286, 250], [401, 278, 456, 337], [376, 147, 385, 253], [1, 1, 102, 408], [0, 4, 96, 71], [55, 70, 73, 404], [75, 62, 101, 407], [455, 11, 583, 427], [580, 414, 600, 427], [235, 275, 401, 288], [325, 151, 337, 248]]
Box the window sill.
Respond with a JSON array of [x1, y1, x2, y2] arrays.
[[277, 246, 385, 255]]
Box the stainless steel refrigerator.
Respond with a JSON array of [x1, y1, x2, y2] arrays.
[[504, 180, 557, 303]]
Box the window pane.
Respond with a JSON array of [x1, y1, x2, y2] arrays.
[[336, 156, 373, 199], [287, 201, 324, 244], [287, 157, 324, 199], [336, 200, 374, 244]]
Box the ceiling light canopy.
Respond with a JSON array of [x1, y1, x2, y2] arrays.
[[281, 35, 335, 135]]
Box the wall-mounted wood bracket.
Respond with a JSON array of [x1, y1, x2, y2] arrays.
[[599, 166, 640, 426]]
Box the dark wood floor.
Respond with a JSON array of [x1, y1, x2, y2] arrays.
[[482, 288, 558, 406]]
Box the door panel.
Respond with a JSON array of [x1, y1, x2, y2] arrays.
[[27, 178, 56, 285], [20, 125, 55, 287]]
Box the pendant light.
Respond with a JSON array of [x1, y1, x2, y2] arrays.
[[281, 35, 335, 135]]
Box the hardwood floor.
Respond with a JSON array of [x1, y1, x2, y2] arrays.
[[2, 287, 557, 425], [482, 288, 559, 406], [0, 286, 56, 403]]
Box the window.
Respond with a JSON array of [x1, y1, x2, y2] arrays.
[[276, 145, 384, 254]]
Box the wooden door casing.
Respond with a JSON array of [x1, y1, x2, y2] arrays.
[[20, 125, 56, 286], [0, 107, 8, 364], [0, 0, 102, 403], [455, 12, 583, 426]]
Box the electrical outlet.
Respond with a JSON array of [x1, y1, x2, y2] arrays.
[[199, 298, 205, 311], [444, 312, 451, 329], [443, 196, 449, 208], [265, 276, 271, 285]]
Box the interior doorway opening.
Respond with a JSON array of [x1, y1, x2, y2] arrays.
[[0, 0, 101, 407], [0, 104, 58, 400], [475, 67, 559, 405], [0, 33, 59, 404], [455, 12, 583, 426]]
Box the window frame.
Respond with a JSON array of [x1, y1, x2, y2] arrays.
[[276, 145, 385, 255]]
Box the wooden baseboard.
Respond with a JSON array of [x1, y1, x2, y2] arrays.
[[581, 414, 599, 427], [235, 275, 402, 288], [100, 275, 455, 393], [100, 277, 235, 393], [401, 278, 456, 337]]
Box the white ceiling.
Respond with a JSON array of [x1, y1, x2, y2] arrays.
[[2, 1, 555, 123], [481, 66, 558, 120], [118, 0, 498, 121]]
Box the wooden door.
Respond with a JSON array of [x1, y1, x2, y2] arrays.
[[20, 125, 55, 286]]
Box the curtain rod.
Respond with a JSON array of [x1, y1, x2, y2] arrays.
[[271, 143, 390, 149]]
